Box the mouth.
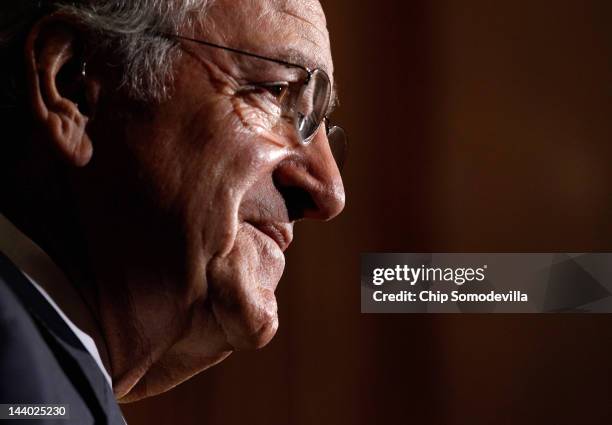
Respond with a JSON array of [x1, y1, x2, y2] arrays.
[[245, 221, 293, 252]]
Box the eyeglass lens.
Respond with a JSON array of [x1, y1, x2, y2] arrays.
[[294, 69, 331, 143], [327, 125, 347, 171]]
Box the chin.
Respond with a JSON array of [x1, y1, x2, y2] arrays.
[[207, 222, 285, 351], [212, 282, 280, 351]]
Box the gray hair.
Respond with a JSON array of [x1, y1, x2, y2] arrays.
[[0, 0, 212, 104]]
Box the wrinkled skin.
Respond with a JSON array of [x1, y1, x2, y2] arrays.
[[18, 0, 344, 402]]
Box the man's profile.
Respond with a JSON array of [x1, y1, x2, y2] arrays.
[[0, 0, 345, 422]]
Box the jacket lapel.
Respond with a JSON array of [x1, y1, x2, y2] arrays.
[[0, 252, 125, 425]]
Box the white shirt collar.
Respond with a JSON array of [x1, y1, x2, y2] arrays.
[[0, 214, 113, 388]]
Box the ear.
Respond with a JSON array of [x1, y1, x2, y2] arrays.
[[25, 16, 96, 167]]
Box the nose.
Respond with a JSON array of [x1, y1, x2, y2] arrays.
[[273, 130, 345, 221]]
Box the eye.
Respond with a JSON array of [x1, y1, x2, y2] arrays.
[[257, 82, 290, 103]]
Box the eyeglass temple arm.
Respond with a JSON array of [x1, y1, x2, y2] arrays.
[[155, 32, 312, 78]]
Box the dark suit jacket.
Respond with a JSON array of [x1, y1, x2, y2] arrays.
[[0, 252, 125, 424]]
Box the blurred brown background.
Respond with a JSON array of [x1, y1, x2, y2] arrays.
[[123, 1, 612, 424]]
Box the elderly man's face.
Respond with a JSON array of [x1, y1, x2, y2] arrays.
[[68, 0, 343, 400]]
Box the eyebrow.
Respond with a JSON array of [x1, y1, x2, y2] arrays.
[[274, 48, 338, 115], [276, 48, 325, 73], [164, 33, 339, 115]]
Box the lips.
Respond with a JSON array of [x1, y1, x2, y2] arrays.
[[246, 221, 293, 252]]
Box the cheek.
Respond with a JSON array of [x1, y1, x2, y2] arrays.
[[184, 109, 287, 251], [231, 95, 280, 135], [230, 95, 297, 149]]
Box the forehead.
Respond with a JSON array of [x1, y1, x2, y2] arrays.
[[198, 0, 333, 76]]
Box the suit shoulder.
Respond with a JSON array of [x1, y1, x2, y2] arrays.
[[0, 274, 59, 402], [0, 272, 87, 416]]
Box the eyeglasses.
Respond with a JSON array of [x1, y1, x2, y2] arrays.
[[159, 33, 347, 171]]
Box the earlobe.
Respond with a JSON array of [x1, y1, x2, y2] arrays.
[[25, 16, 94, 167]]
